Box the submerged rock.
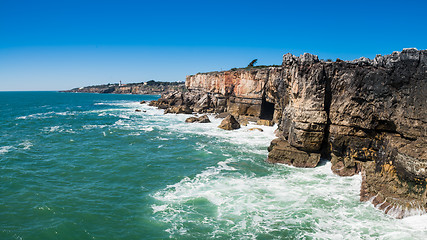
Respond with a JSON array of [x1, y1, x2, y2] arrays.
[[268, 138, 320, 168], [164, 105, 192, 114], [248, 127, 264, 132], [197, 115, 211, 123], [238, 118, 249, 126], [257, 119, 274, 126], [185, 117, 199, 123], [215, 112, 230, 118], [218, 115, 240, 130]]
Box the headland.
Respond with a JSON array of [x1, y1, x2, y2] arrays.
[[149, 48, 427, 218]]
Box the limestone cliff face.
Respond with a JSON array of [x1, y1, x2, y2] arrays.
[[186, 70, 268, 98], [150, 49, 427, 218], [182, 68, 282, 122], [326, 49, 427, 218]]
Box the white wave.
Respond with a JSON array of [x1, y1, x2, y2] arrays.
[[118, 114, 130, 119], [114, 119, 125, 126], [142, 126, 154, 132], [94, 100, 145, 109], [157, 113, 276, 150], [16, 111, 55, 120], [0, 146, 14, 155], [41, 125, 75, 134], [19, 140, 33, 150], [35, 206, 52, 211], [16, 111, 77, 120], [152, 159, 427, 239], [43, 126, 61, 132], [96, 101, 426, 238], [129, 132, 145, 136], [401, 214, 427, 230], [156, 136, 168, 141], [82, 124, 108, 129], [56, 111, 74, 116], [152, 204, 168, 213]]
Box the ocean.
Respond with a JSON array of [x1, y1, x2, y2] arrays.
[[1, 91, 426, 239]]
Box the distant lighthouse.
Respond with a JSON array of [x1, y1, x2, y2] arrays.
[[119, 80, 122, 86]]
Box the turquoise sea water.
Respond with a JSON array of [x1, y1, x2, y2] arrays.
[[1, 92, 426, 240]]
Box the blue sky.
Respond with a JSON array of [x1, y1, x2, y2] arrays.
[[0, 0, 426, 91]]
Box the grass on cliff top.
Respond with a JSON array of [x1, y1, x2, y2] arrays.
[[189, 64, 282, 76]]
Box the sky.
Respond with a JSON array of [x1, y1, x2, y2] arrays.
[[0, 0, 426, 91]]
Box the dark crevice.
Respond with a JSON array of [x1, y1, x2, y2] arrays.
[[321, 66, 332, 160], [374, 119, 397, 133], [398, 134, 417, 141], [260, 98, 275, 120], [260, 70, 275, 120]]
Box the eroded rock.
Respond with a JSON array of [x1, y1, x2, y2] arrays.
[[185, 115, 211, 123], [248, 127, 264, 132], [218, 115, 241, 130], [164, 105, 192, 114], [185, 117, 199, 123], [257, 119, 274, 126], [267, 138, 321, 168], [151, 49, 427, 218], [197, 115, 211, 123]]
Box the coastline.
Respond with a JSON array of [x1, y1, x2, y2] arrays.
[[3, 91, 427, 239], [61, 80, 185, 95], [63, 48, 427, 219], [148, 49, 427, 218]]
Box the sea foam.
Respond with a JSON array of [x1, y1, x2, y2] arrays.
[[0, 146, 14, 155], [146, 104, 427, 239]]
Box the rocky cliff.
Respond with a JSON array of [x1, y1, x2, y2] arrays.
[[150, 48, 427, 218], [62, 81, 185, 95]]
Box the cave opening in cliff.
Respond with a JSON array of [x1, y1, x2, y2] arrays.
[[260, 98, 275, 120]]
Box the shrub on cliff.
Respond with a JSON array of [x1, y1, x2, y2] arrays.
[[247, 59, 258, 68]]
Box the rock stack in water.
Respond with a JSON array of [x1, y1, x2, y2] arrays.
[[218, 115, 241, 130], [185, 115, 211, 123], [150, 48, 427, 218]]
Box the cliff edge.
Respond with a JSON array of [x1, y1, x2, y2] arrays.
[[150, 48, 427, 218]]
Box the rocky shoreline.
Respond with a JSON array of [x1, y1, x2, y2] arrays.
[[150, 48, 427, 218]]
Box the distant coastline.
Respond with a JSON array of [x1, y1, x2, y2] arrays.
[[61, 80, 185, 95]]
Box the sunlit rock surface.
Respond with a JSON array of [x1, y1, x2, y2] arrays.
[[150, 49, 427, 218]]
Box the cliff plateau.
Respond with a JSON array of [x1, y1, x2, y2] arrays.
[[150, 49, 427, 218]]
